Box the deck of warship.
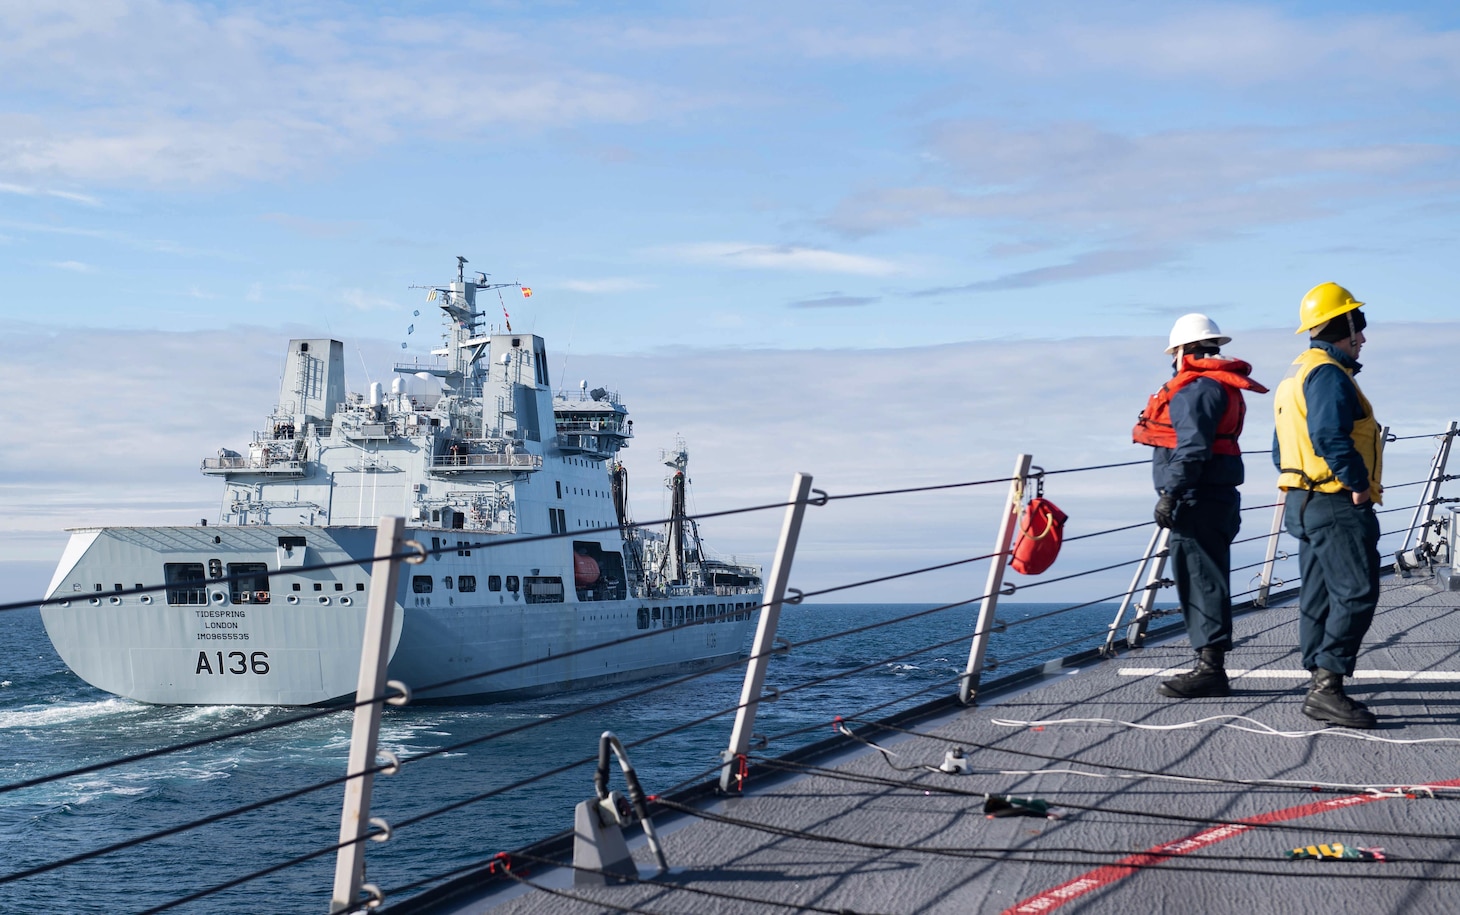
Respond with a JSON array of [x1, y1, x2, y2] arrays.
[[398, 560, 1460, 915]]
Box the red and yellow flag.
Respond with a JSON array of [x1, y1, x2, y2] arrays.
[[521, 286, 533, 298]]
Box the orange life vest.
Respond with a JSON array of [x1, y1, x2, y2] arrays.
[[1132, 355, 1269, 455]]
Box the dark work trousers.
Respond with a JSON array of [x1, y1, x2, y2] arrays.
[[1283, 490, 1381, 675], [1169, 492, 1241, 651]]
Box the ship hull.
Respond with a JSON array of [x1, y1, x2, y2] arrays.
[[41, 524, 759, 706]]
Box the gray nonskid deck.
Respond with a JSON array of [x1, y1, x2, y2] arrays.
[[452, 571, 1460, 915]]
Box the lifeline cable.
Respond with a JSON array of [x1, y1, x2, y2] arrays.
[[0, 490, 813, 616], [13, 440, 1450, 905], [11, 441, 1441, 617], [0, 686, 404, 797], [375, 755, 732, 903], [115, 586, 1443, 902], [0, 754, 391, 885]]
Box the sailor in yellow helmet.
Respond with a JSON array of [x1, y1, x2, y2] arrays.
[[1272, 282, 1382, 729]]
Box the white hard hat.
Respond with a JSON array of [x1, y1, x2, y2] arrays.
[[1166, 313, 1231, 355]]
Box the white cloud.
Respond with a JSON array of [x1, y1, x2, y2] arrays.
[[1056, 7, 1460, 88], [340, 288, 404, 312], [824, 121, 1459, 245], [657, 242, 902, 276], [0, 181, 100, 205], [783, 5, 1460, 89], [0, 2, 682, 187], [48, 260, 95, 273], [560, 278, 654, 294]]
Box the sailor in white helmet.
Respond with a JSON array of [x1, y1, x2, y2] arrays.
[[1133, 314, 1268, 698]]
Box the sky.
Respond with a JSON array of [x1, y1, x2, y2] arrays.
[[2, 1, 1459, 607]]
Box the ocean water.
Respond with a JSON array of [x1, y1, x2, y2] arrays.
[[0, 600, 1140, 914]]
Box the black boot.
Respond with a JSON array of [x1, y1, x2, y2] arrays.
[[1303, 669, 1377, 729], [1158, 648, 1230, 698]]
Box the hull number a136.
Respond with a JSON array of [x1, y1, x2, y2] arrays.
[[196, 651, 271, 675]]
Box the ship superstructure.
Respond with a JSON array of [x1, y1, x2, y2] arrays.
[[41, 258, 762, 705]]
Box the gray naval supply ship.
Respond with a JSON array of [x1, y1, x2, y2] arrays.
[[40, 257, 763, 706]]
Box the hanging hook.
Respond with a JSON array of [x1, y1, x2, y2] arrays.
[[1029, 465, 1046, 499]]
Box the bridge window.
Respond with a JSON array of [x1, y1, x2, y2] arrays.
[[164, 563, 207, 606]]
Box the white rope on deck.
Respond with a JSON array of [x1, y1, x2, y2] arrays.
[[1118, 668, 1460, 681]]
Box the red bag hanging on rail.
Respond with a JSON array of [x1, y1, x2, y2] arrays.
[[1010, 497, 1067, 576]]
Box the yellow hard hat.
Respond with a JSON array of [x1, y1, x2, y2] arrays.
[[1296, 282, 1364, 334]]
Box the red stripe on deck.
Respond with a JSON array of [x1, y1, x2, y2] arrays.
[[1004, 779, 1460, 915]]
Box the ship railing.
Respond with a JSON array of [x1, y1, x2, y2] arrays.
[[427, 452, 543, 471], [200, 456, 306, 474], [554, 420, 631, 436], [6, 422, 1458, 914]]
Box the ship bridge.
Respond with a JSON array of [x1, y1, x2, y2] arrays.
[[553, 386, 632, 460]]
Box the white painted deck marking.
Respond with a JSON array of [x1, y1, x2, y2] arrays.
[[1119, 668, 1460, 681]]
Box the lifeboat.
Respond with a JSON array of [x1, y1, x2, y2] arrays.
[[574, 553, 600, 586]]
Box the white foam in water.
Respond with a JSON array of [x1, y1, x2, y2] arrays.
[[0, 697, 139, 730]]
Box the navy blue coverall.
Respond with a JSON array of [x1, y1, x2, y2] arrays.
[[1153, 377, 1243, 651], [1272, 341, 1381, 676]]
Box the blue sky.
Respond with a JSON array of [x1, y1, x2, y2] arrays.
[[3, 1, 1459, 603]]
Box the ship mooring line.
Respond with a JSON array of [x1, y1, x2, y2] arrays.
[[1118, 668, 1460, 683], [824, 718, 1460, 801], [990, 713, 1460, 746]]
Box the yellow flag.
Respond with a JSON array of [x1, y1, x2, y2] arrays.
[[426, 289, 438, 302]]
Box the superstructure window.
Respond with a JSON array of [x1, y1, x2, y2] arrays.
[[444, 576, 454, 590], [412, 575, 433, 594], [637, 608, 649, 629], [227, 562, 270, 603], [488, 575, 502, 592], [164, 563, 207, 606], [524, 576, 565, 604], [505, 575, 519, 593], [459, 575, 477, 593]]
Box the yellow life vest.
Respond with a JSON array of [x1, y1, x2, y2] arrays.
[[1273, 348, 1383, 504]]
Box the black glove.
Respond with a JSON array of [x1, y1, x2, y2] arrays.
[[1154, 492, 1178, 529]]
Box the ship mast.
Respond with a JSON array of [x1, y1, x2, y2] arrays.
[[662, 441, 691, 584]]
